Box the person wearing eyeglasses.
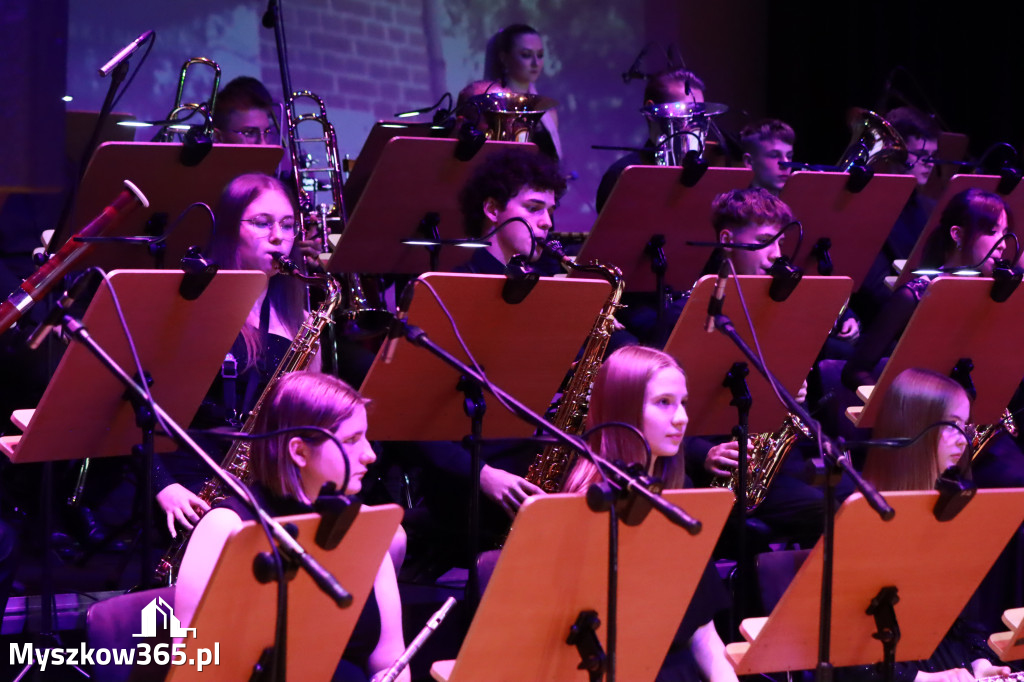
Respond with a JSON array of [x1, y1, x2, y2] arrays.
[[853, 106, 941, 326], [212, 76, 279, 146], [153, 173, 311, 539], [839, 367, 1012, 682]]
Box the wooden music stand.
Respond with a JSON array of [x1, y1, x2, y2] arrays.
[[165, 505, 403, 682], [894, 173, 1024, 289], [327, 137, 536, 275], [65, 110, 137, 166], [341, 121, 448, 211], [358, 272, 612, 440], [430, 489, 734, 682], [779, 171, 915, 288], [921, 132, 969, 201], [989, 606, 1024, 662], [725, 489, 1024, 673], [0, 269, 265, 462], [664, 274, 853, 434], [51, 142, 282, 273], [845, 277, 1024, 429], [573, 165, 754, 292]]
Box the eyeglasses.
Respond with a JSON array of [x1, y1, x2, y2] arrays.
[[231, 126, 279, 143], [242, 215, 297, 233], [907, 150, 936, 168]]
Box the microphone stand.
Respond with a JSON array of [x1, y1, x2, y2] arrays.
[[393, 319, 701, 682], [262, 0, 295, 112], [49, 312, 353, 682], [707, 309, 893, 682]]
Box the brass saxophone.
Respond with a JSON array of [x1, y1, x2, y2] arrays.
[[712, 414, 812, 512], [525, 242, 625, 493], [152, 258, 345, 583], [967, 408, 1018, 463]]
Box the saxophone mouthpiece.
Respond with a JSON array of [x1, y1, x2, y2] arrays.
[[542, 239, 574, 268], [271, 252, 298, 273]]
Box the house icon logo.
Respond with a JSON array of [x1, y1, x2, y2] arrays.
[[133, 597, 197, 639]]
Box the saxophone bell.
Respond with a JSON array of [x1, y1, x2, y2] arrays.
[[713, 414, 812, 512]]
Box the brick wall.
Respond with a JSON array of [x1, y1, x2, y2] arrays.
[[258, 0, 433, 123]]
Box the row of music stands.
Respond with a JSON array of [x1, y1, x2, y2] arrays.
[[6, 268, 1024, 679], [11, 126, 1024, 680]]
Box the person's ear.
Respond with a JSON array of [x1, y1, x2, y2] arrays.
[[719, 229, 734, 246], [482, 197, 502, 224], [742, 152, 753, 169], [950, 225, 963, 250], [288, 437, 309, 469]]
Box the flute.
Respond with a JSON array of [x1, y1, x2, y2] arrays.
[[376, 596, 457, 682]]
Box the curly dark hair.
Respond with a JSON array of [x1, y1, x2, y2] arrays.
[[459, 148, 566, 238]]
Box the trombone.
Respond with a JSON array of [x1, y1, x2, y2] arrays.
[[284, 91, 391, 341], [154, 57, 221, 142]]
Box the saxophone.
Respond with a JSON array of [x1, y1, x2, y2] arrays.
[[712, 414, 812, 512], [152, 257, 345, 583], [525, 242, 625, 493], [967, 408, 1018, 463]]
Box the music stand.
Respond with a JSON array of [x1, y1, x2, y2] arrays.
[[49, 142, 283, 273], [845, 277, 1024, 429], [341, 121, 449, 211], [921, 132, 969, 201], [894, 173, 1024, 289], [989, 606, 1024, 662], [165, 506, 403, 682], [779, 171, 915, 287], [664, 275, 853, 435], [725, 489, 1024, 673], [327, 138, 536, 275], [430, 489, 734, 682], [65, 110, 137, 166], [572, 165, 754, 293], [1, 270, 265, 461], [358, 272, 612, 441]]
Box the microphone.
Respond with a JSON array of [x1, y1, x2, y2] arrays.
[[383, 281, 416, 364], [27, 271, 100, 350], [501, 254, 540, 304], [705, 260, 729, 333], [262, 0, 277, 28], [98, 30, 154, 77]]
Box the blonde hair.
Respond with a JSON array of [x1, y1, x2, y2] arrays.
[[562, 346, 688, 493], [252, 372, 367, 501], [862, 368, 968, 491]]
